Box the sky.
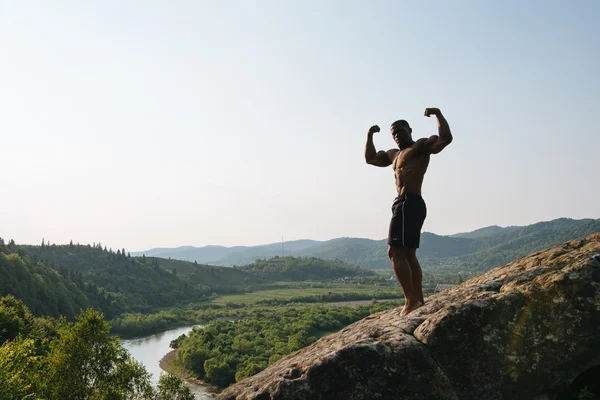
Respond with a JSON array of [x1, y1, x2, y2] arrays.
[[1, 0, 599, 252]]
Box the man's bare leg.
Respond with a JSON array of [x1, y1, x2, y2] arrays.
[[403, 247, 424, 305], [388, 245, 423, 316]]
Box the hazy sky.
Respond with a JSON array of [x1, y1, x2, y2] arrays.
[[1, 1, 598, 251]]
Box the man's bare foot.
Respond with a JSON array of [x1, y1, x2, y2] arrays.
[[400, 301, 423, 316]]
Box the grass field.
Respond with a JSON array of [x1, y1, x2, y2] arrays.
[[209, 284, 402, 305], [323, 298, 402, 307]]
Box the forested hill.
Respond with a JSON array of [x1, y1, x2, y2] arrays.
[[134, 217, 600, 271], [237, 256, 375, 281], [154, 257, 263, 288], [3, 238, 376, 325], [7, 241, 256, 320], [299, 218, 600, 271], [17, 242, 205, 314], [1, 239, 121, 319]]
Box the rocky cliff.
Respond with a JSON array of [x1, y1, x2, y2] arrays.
[[217, 233, 600, 400]]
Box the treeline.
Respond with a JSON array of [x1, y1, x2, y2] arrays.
[[110, 303, 250, 338], [238, 256, 375, 281], [0, 295, 194, 400], [173, 302, 401, 388], [2, 238, 257, 331], [0, 239, 125, 319], [18, 242, 208, 313], [110, 308, 199, 338]]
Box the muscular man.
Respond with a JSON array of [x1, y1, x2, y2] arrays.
[[364, 108, 453, 316]]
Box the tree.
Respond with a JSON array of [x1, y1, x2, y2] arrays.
[[0, 338, 41, 398], [0, 295, 33, 344], [155, 373, 194, 400], [43, 309, 153, 400], [204, 358, 235, 387], [0, 297, 194, 400]]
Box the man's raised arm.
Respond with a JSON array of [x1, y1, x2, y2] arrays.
[[365, 125, 397, 167], [421, 108, 453, 154]]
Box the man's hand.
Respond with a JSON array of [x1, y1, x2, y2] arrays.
[[368, 125, 380, 134], [424, 108, 441, 117]]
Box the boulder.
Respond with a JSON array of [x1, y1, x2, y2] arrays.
[[217, 233, 600, 400]]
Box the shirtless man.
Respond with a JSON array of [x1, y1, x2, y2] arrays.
[[364, 108, 453, 316]]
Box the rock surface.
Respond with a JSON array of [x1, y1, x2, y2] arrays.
[[217, 233, 600, 400]]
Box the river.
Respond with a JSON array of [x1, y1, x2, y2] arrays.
[[120, 325, 215, 399]]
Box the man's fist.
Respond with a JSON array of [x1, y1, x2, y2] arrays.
[[368, 125, 380, 134], [424, 108, 441, 117]]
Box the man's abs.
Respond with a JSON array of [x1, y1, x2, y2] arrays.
[[393, 155, 429, 196]]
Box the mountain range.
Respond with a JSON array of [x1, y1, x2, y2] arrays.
[[132, 217, 600, 272]]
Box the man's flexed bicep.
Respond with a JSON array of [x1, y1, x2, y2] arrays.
[[422, 134, 452, 154], [365, 125, 399, 167], [422, 108, 453, 155], [368, 149, 400, 167]]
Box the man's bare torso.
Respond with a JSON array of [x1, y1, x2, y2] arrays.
[[392, 140, 430, 196]]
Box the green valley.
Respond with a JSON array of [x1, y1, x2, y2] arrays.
[[2, 218, 599, 397]]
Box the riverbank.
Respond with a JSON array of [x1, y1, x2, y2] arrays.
[[159, 350, 221, 396]]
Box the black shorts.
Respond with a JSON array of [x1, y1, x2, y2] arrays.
[[388, 193, 427, 248]]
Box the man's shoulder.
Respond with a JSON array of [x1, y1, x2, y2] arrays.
[[408, 138, 428, 152]]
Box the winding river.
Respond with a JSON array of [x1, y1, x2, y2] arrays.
[[120, 325, 215, 399]]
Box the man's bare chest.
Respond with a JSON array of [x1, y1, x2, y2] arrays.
[[393, 151, 429, 172]]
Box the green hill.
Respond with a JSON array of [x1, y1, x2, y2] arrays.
[[154, 257, 263, 288], [449, 225, 520, 239], [237, 256, 375, 281], [5, 238, 377, 326], [135, 218, 599, 271], [15, 242, 212, 314], [293, 218, 600, 271], [0, 239, 122, 319], [449, 218, 600, 270]]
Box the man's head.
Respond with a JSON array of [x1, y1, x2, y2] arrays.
[[391, 120, 413, 149]]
